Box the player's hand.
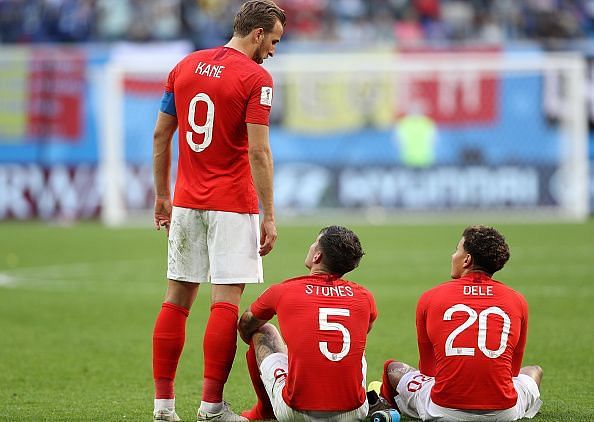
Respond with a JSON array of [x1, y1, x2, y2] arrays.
[[259, 217, 277, 256], [154, 196, 172, 235]]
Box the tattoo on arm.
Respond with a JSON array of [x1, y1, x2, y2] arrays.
[[253, 325, 287, 366], [238, 310, 267, 344]]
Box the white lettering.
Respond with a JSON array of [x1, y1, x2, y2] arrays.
[[275, 164, 331, 211], [463, 285, 493, 296], [0, 165, 33, 219], [0, 164, 154, 221], [338, 167, 540, 208], [438, 71, 481, 116], [195, 62, 225, 78], [213, 65, 224, 78], [304, 284, 355, 297]]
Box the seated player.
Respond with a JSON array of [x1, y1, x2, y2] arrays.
[[238, 226, 377, 421], [378, 225, 543, 421]]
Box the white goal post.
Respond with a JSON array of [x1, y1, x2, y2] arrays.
[[100, 52, 589, 226]]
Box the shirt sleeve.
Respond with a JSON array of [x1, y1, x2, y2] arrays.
[[367, 290, 378, 327], [416, 291, 436, 376], [511, 295, 529, 376], [245, 68, 273, 126], [159, 92, 177, 116], [250, 284, 282, 321], [164, 63, 179, 93]]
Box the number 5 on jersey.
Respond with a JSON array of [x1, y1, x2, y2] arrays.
[[318, 308, 351, 362], [186, 93, 214, 152]]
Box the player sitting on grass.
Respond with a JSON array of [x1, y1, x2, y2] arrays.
[[376, 225, 543, 421], [238, 226, 377, 421]]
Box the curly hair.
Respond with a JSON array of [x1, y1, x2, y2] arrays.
[[462, 225, 510, 275], [233, 0, 286, 37], [318, 226, 365, 276]]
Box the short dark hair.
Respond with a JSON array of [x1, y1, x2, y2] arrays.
[[462, 225, 510, 275], [233, 0, 286, 37], [318, 226, 364, 276]]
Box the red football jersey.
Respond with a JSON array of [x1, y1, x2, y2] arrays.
[[416, 272, 528, 410], [251, 274, 377, 411], [165, 47, 273, 213]]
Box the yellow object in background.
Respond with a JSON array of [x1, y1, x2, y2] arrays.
[[368, 380, 383, 395], [0, 47, 28, 141], [284, 70, 394, 134], [395, 114, 437, 167]]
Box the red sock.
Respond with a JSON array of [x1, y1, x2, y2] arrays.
[[381, 359, 398, 408], [153, 302, 189, 399], [241, 340, 275, 420], [202, 302, 239, 403]]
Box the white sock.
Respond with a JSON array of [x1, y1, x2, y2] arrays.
[[154, 398, 175, 411], [199, 401, 223, 414]]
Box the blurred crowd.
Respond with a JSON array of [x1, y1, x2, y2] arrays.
[[1, 0, 594, 48]]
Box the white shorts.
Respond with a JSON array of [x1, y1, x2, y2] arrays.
[[167, 207, 263, 284], [260, 353, 369, 422], [394, 371, 543, 421]]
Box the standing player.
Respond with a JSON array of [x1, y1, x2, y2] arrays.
[[238, 226, 377, 421], [377, 225, 543, 421], [151, 1, 286, 421]]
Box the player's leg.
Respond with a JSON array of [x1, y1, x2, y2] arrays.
[[153, 207, 207, 420], [198, 211, 262, 420], [197, 283, 248, 421], [242, 323, 288, 420], [200, 283, 245, 406], [252, 324, 294, 421], [251, 323, 288, 366], [512, 365, 544, 419], [380, 360, 417, 408], [520, 365, 543, 388], [153, 280, 199, 421]]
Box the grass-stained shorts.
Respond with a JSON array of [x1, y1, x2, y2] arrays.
[[167, 207, 263, 284]]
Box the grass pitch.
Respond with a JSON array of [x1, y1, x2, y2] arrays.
[[0, 220, 593, 421]]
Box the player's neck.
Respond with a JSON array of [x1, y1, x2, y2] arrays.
[[225, 37, 253, 59], [462, 268, 492, 278], [309, 267, 340, 279]]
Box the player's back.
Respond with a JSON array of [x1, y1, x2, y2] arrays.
[[418, 272, 528, 410], [167, 47, 273, 213], [275, 274, 376, 412]]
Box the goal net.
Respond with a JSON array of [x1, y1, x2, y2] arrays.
[[100, 51, 589, 225]]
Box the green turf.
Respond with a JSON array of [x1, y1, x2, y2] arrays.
[[0, 221, 593, 421]]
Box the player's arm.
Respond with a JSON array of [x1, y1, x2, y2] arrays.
[[238, 306, 269, 344], [367, 289, 378, 333], [247, 123, 277, 256], [153, 110, 178, 233], [512, 299, 529, 375], [416, 294, 436, 376]]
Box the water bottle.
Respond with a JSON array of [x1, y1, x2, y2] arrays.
[[370, 409, 400, 422]]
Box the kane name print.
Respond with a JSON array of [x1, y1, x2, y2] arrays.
[[194, 62, 225, 78]]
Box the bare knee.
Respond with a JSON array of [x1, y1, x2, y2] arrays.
[[211, 283, 245, 306], [520, 365, 543, 387], [386, 361, 416, 390], [164, 279, 199, 309]]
